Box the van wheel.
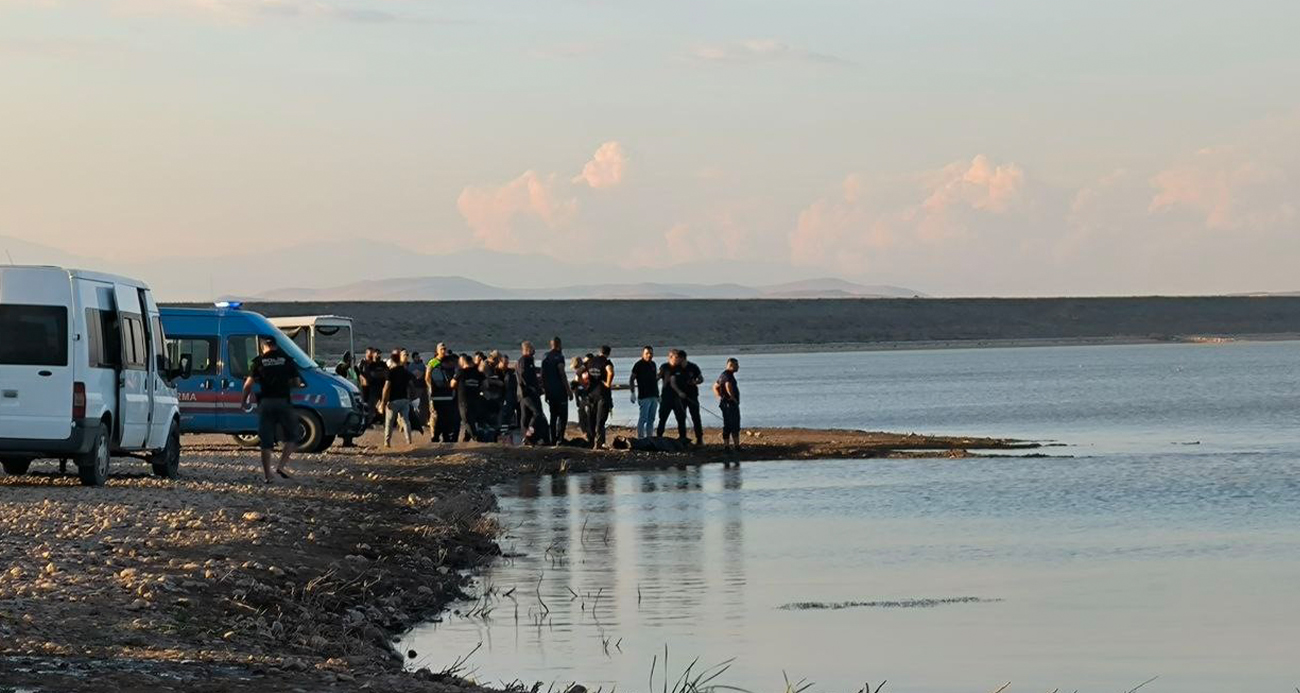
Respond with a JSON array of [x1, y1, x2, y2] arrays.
[[231, 434, 260, 448], [2, 459, 32, 476], [151, 424, 181, 479], [295, 410, 325, 453], [76, 428, 111, 487]]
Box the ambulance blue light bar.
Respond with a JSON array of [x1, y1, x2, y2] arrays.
[[214, 301, 243, 310]]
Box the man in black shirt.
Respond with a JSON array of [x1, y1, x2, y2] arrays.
[[451, 354, 483, 442], [517, 341, 549, 444], [381, 350, 415, 447], [630, 346, 659, 438], [584, 345, 615, 449], [540, 337, 570, 445], [241, 336, 301, 484], [656, 349, 688, 441], [361, 348, 388, 428], [679, 349, 705, 446], [713, 358, 741, 451]]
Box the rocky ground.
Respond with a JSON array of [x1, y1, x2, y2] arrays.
[[0, 427, 1033, 692]]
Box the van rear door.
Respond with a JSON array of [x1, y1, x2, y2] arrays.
[[0, 269, 75, 441]]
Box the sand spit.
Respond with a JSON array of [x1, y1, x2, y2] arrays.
[[0, 428, 1032, 692]]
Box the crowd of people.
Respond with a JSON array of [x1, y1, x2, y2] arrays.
[[333, 338, 743, 451]]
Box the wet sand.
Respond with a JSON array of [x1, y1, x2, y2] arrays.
[[0, 428, 1033, 692]]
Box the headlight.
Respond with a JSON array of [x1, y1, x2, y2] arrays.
[[333, 385, 352, 407]]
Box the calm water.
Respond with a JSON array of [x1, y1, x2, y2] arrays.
[[402, 342, 1300, 692]]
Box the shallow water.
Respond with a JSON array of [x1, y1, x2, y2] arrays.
[[403, 341, 1300, 692]]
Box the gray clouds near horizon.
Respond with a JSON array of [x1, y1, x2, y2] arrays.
[[1, 0, 1299, 296]]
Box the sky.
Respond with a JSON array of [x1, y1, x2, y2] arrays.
[[1, 0, 1298, 297]]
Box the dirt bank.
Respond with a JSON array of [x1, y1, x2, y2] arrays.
[[0, 428, 1034, 692]]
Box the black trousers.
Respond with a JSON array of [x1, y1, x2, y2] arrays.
[[520, 395, 548, 444], [657, 396, 687, 439], [586, 395, 610, 448], [545, 392, 568, 444], [683, 397, 703, 443], [457, 400, 477, 442], [432, 398, 458, 442]]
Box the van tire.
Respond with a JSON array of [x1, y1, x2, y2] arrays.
[[2, 459, 32, 476], [151, 424, 181, 479], [76, 428, 111, 487], [295, 409, 325, 453], [231, 434, 260, 448]]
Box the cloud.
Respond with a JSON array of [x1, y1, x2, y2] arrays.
[[456, 171, 577, 252], [1149, 146, 1295, 232], [19, 0, 425, 23], [689, 39, 853, 67], [790, 155, 1029, 271], [573, 141, 627, 189], [456, 141, 627, 253]]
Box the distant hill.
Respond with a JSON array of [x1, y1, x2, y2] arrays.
[[252, 276, 925, 301]]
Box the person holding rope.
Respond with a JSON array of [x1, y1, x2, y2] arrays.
[[713, 358, 742, 451]]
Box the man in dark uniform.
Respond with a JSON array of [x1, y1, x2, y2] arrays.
[[656, 349, 688, 441], [451, 354, 483, 442], [517, 341, 549, 444], [541, 337, 570, 445], [241, 336, 301, 484], [713, 358, 741, 451], [334, 351, 358, 448], [678, 349, 705, 446], [584, 345, 615, 449]]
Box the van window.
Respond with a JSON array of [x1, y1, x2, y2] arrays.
[[85, 308, 122, 369], [166, 337, 217, 375], [121, 315, 148, 370], [228, 335, 258, 379], [0, 305, 68, 366], [151, 317, 166, 370]]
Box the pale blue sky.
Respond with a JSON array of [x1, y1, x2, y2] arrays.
[[2, 0, 1298, 295]]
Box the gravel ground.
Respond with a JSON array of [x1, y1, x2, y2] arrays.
[[0, 427, 1029, 692]]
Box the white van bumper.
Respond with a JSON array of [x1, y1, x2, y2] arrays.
[[0, 418, 100, 458]]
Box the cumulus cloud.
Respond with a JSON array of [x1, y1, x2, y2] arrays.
[[456, 142, 627, 254], [790, 155, 1030, 271], [689, 39, 853, 67], [573, 141, 627, 189], [1149, 146, 1295, 231]]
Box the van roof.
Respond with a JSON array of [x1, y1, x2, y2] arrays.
[[0, 265, 152, 290]]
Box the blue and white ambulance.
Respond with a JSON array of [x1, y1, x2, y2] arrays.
[[159, 304, 364, 452]]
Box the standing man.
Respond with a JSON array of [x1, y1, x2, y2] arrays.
[[335, 351, 358, 448], [451, 354, 483, 442], [584, 346, 615, 449], [361, 348, 388, 428], [678, 349, 705, 447], [241, 336, 301, 484], [381, 350, 415, 447], [713, 358, 741, 451], [517, 342, 549, 444], [426, 343, 458, 443], [630, 346, 659, 439], [657, 349, 688, 441], [407, 351, 428, 433], [541, 337, 570, 445]]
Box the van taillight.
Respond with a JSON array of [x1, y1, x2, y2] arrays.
[[72, 382, 86, 420]]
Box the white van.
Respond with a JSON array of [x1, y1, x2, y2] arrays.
[[0, 266, 191, 485]]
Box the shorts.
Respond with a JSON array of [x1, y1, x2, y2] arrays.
[[720, 399, 740, 436], [258, 398, 298, 450]]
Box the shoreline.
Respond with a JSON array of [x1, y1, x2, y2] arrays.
[[666, 333, 1300, 357], [0, 428, 1035, 692]]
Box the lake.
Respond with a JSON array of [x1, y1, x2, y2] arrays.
[[401, 341, 1300, 692]]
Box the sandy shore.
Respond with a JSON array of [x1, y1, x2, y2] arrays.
[[0, 428, 1035, 692]]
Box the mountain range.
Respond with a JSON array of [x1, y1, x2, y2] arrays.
[[0, 235, 923, 301], [257, 277, 924, 301]]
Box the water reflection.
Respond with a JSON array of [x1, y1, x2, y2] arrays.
[[404, 455, 1300, 692]]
